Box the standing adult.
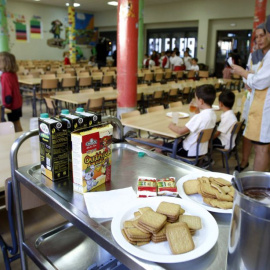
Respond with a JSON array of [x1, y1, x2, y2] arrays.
[[96, 37, 109, 68], [232, 22, 270, 171], [236, 24, 266, 172]]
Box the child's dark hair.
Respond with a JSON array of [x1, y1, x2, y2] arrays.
[[219, 91, 235, 109], [192, 57, 198, 63], [0, 52, 18, 73], [195, 84, 216, 106]]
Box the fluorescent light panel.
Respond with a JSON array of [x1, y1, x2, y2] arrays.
[[65, 2, 80, 7], [108, 1, 118, 6]]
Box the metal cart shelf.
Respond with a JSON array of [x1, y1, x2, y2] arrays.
[[11, 117, 231, 270]]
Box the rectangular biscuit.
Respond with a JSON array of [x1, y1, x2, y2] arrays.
[[124, 227, 151, 239], [138, 210, 167, 232], [122, 229, 136, 245], [166, 223, 195, 254], [156, 201, 181, 218], [183, 180, 200, 195], [179, 215, 202, 230]]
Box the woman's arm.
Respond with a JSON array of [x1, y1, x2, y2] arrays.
[[233, 52, 270, 90]]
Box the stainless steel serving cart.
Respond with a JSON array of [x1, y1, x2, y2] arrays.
[[10, 116, 231, 270]]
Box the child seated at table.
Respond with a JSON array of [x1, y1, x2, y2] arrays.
[[213, 91, 237, 149], [163, 84, 216, 157]]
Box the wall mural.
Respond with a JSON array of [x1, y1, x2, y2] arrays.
[[30, 16, 42, 39], [9, 13, 28, 42]]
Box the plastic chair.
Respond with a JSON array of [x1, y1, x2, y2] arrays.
[[85, 97, 105, 115], [168, 101, 183, 108], [175, 71, 184, 81], [143, 73, 154, 84], [167, 88, 180, 104], [79, 88, 95, 94], [154, 72, 164, 82], [0, 122, 15, 135], [179, 87, 192, 104], [101, 75, 114, 87], [147, 90, 165, 107], [44, 97, 58, 116], [61, 76, 77, 92], [214, 121, 244, 174], [173, 128, 215, 167], [164, 71, 173, 81], [78, 76, 92, 89], [198, 71, 209, 78]]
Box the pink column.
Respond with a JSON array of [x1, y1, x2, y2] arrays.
[[250, 0, 267, 52], [117, 0, 139, 117]]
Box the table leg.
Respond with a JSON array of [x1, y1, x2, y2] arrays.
[[32, 85, 37, 117], [172, 137, 181, 159]]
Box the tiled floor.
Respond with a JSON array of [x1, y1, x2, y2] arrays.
[[0, 99, 254, 269]]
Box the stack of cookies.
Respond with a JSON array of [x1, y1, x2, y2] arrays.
[[121, 201, 202, 255], [183, 176, 234, 209]]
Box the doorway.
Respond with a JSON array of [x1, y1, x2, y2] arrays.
[[215, 30, 252, 78]]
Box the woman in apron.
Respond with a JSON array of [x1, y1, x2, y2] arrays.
[[232, 23, 270, 172]]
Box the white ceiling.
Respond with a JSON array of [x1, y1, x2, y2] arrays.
[[14, 0, 184, 13]]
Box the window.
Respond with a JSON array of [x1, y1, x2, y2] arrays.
[[146, 28, 198, 56]]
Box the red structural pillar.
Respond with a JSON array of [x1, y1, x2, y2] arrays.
[[117, 0, 139, 117], [250, 0, 267, 52]]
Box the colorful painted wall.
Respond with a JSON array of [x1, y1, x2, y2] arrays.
[[6, 1, 97, 60]]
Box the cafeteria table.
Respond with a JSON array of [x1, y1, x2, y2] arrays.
[[121, 105, 223, 158], [10, 116, 232, 269], [19, 78, 41, 117]]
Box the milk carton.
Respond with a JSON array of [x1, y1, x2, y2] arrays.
[[75, 107, 102, 127], [39, 113, 69, 181], [71, 124, 113, 193]]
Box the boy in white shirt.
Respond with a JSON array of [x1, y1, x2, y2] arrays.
[[213, 91, 237, 149], [190, 58, 199, 71], [164, 84, 216, 157]]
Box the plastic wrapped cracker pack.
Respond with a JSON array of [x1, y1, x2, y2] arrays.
[[137, 177, 157, 197], [157, 177, 178, 197]]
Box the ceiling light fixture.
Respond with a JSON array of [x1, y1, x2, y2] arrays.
[[65, 2, 80, 7], [108, 1, 118, 6]]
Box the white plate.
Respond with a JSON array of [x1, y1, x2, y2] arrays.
[[177, 172, 233, 214], [212, 105, 220, 111], [111, 197, 218, 263], [166, 112, 190, 119]]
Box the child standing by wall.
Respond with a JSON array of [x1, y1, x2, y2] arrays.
[[63, 51, 71, 65], [0, 52, 23, 132]]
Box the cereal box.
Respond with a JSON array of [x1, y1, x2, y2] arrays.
[[71, 124, 113, 193], [39, 116, 69, 181]]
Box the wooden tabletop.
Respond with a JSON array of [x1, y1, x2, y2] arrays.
[[51, 90, 118, 104], [19, 78, 41, 85], [0, 132, 40, 192], [121, 105, 223, 139]]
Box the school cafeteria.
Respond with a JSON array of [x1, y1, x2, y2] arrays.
[[1, 0, 270, 269]]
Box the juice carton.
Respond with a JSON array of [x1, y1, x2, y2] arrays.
[[39, 113, 69, 181], [58, 109, 88, 168], [75, 107, 102, 127], [71, 124, 113, 193]]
